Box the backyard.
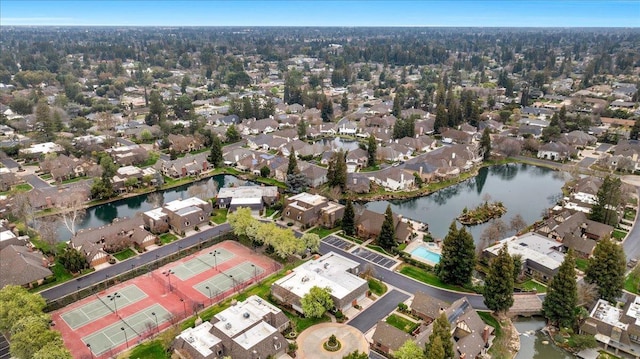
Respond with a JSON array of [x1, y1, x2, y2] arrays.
[[398, 264, 475, 293], [385, 314, 419, 333], [307, 226, 340, 239], [210, 208, 228, 224]]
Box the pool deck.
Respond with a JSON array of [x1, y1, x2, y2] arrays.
[[404, 239, 442, 266]]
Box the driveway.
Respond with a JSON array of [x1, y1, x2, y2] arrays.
[[578, 157, 597, 168], [347, 289, 409, 333], [40, 223, 231, 301], [24, 174, 51, 190], [0, 157, 19, 170]]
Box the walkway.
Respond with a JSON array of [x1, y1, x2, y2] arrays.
[[296, 323, 368, 359]]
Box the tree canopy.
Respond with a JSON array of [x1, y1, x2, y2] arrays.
[[437, 222, 476, 286], [0, 285, 47, 333], [395, 340, 425, 359], [425, 312, 454, 359], [377, 204, 396, 250], [483, 244, 515, 314], [300, 286, 333, 318], [585, 237, 626, 302], [543, 249, 578, 328]]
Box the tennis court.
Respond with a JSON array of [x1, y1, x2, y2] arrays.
[[170, 248, 235, 280], [83, 303, 171, 356], [60, 285, 147, 330], [193, 261, 264, 298]]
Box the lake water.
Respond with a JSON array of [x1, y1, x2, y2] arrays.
[[514, 317, 572, 359], [57, 175, 250, 241], [320, 137, 362, 152], [365, 164, 568, 243]]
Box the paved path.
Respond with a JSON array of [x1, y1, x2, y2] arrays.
[[40, 223, 231, 302], [622, 181, 640, 261], [347, 289, 409, 333]]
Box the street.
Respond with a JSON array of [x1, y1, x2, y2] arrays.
[[24, 174, 52, 189], [40, 223, 231, 301], [623, 185, 640, 261], [347, 289, 409, 333]]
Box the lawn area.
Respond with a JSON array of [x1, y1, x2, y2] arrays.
[[307, 226, 340, 239], [625, 209, 637, 221], [366, 244, 392, 256], [113, 248, 137, 261], [40, 173, 53, 180], [285, 311, 331, 332], [399, 265, 475, 293], [518, 279, 547, 293], [338, 233, 362, 244], [13, 183, 33, 192], [60, 176, 88, 185], [265, 208, 278, 217], [126, 340, 169, 359], [211, 208, 228, 224], [162, 176, 194, 188], [254, 177, 286, 189], [625, 269, 640, 294], [385, 314, 419, 333], [576, 258, 589, 272], [368, 278, 387, 296], [159, 233, 178, 244], [139, 152, 160, 167], [613, 229, 628, 241]]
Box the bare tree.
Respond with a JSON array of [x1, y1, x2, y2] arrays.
[[59, 192, 86, 236], [146, 191, 164, 208], [37, 217, 60, 254], [187, 180, 218, 201], [479, 218, 508, 253], [482, 193, 492, 203], [509, 214, 527, 234], [11, 192, 35, 227], [362, 263, 377, 280], [577, 281, 598, 307]]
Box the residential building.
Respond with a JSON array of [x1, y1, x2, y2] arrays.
[[271, 252, 369, 314], [156, 152, 210, 178], [371, 321, 413, 356], [355, 208, 413, 243], [143, 197, 213, 235], [216, 186, 279, 213], [410, 291, 449, 323], [537, 142, 575, 161], [173, 295, 290, 359], [19, 142, 64, 158], [282, 192, 344, 229], [0, 245, 53, 288]]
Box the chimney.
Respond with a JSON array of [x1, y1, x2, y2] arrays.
[[401, 172, 404, 183], [482, 326, 491, 344], [203, 161, 208, 171], [46, 197, 52, 207], [181, 167, 187, 177], [42, 256, 49, 267], [419, 166, 423, 176]]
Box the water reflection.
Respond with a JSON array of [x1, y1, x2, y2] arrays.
[[514, 317, 571, 359], [320, 137, 361, 152]]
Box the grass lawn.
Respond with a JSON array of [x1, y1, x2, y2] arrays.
[[285, 311, 331, 332], [308, 226, 340, 239], [625, 269, 640, 294], [113, 248, 137, 261], [126, 340, 169, 359], [139, 152, 160, 167], [338, 233, 362, 244], [40, 173, 53, 180], [576, 258, 589, 272], [518, 279, 547, 293], [60, 176, 88, 185], [613, 229, 628, 241], [159, 233, 178, 244], [162, 176, 194, 188], [366, 244, 392, 256], [211, 208, 228, 224], [385, 314, 419, 333], [13, 183, 33, 192], [399, 265, 474, 293], [254, 177, 286, 189], [625, 209, 637, 221], [368, 278, 387, 296], [265, 208, 278, 217]]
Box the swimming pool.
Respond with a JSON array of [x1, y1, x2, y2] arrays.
[[411, 246, 441, 263]]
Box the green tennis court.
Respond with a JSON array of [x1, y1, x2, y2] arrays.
[[83, 303, 171, 356], [170, 248, 234, 280], [193, 261, 263, 298], [61, 285, 147, 330]]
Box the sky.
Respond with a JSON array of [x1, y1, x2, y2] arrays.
[[1, 0, 639, 27]]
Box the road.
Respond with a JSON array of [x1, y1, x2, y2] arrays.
[[40, 223, 231, 302], [623, 185, 640, 261], [0, 157, 19, 170], [347, 289, 409, 333], [24, 174, 52, 189]]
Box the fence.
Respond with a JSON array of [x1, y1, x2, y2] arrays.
[[44, 232, 234, 312]]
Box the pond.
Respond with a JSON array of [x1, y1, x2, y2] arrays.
[[56, 174, 251, 241], [514, 317, 572, 359], [365, 164, 569, 243], [319, 137, 362, 152]]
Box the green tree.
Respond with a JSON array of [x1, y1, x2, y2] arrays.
[[300, 286, 334, 318], [321, 97, 334, 122], [10, 315, 62, 359], [301, 233, 321, 253], [631, 118, 640, 140], [437, 222, 476, 286], [484, 244, 515, 314], [367, 134, 377, 167], [58, 248, 88, 273], [327, 150, 347, 189], [35, 99, 55, 142], [543, 249, 578, 328], [342, 200, 355, 236], [285, 172, 310, 194], [585, 238, 626, 302], [287, 148, 298, 175], [297, 118, 307, 138], [209, 136, 224, 168], [341, 93, 349, 112], [33, 345, 72, 359], [0, 285, 46, 333], [434, 104, 447, 134], [394, 340, 425, 359], [227, 207, 257, 238], [260, 165, 271, 178], [425, 336, 445, 359], [225, 124, 241, 143], [181, 75, 190, 94], [480, 127, 492, 161], [425, 312, 454, 359], [589, 175, 622, 226], [342, 350, 368, 359], [377, 204, 396, 250], [392, 94, 402, 117]]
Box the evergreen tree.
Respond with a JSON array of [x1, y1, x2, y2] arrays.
[[589, 175, 622, 226], [434, 104, 447, 134], [342, 200, 355, 236], [392, 94, 402, 117], [437, 222, 476, 286], [631, 119, 640, 140], [585, 238, 626, 302], [321, 97, 334, 122], [377, 205, 396, 250], [543, 249, 578, 328], [209, 136, 223, 167], [287, 148, 298, 175], [484, 244, 515, 314], [367, 134, 377, 167], [480, 128, 492, 161], [341, 93, 349, 112], [225, 124, 241, 143], [425, 312, 454, 359], [297, 118, 307, 138], [327, 150, 346, 189]]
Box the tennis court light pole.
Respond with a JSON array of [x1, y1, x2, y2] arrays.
[[151, 312, 159, 333], [179, 298, 187, 317], [121, 327, 129, 348], [209, 250, 218, 270], [205, 286, 213, 305], [163, 270, 175, 292], [86, 344, 93, 359], [107, 292, 121, 316]]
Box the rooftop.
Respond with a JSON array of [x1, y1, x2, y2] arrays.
[[177, 322, 220, 357], [214, 295, 282, 340], [164, 197, 208, 212], [288, 192, 327, 206], [485, 232, 564, 272], [591, 299, 627, 330]]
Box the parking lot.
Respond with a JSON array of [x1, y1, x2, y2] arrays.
[[352, 247, 397, 268], [323, 235, 354, 250]]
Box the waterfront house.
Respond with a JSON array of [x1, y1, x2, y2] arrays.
[[143, 197, 213, 235], [282, 192, 344, 229]]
